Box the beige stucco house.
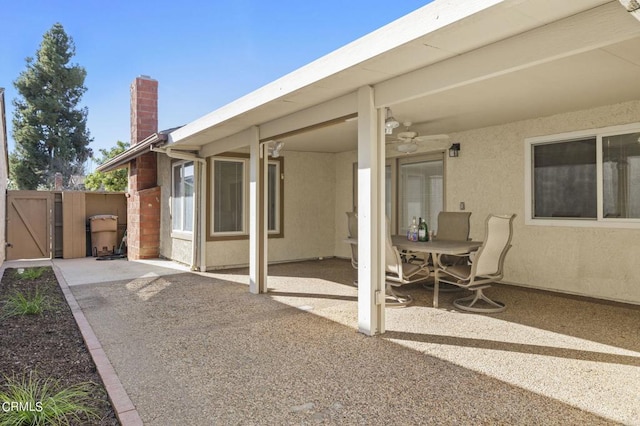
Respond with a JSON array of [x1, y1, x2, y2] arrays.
[[100, 0, 640, 335]]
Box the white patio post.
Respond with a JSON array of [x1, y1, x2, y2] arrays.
[[249, 126, 268, 294], [357, 86, 386, 335]]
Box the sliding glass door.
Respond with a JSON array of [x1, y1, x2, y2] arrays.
[[397, 154, 444, 235], [352, 153, 444, 235]]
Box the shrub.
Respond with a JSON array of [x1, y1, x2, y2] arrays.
[[0, 372, 100, 426], [16, 267, 46, 280], [2, 289, 49, 317]]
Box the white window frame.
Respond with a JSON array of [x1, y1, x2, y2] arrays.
[[171, 160, 194, 238], [209, 155, 283, 239], [210, 157, 248, 238], [525, 122, 640, 228]]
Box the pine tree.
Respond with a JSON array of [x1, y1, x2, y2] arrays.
[[10, 22, 92, 189], [84, 141, 128, 191]]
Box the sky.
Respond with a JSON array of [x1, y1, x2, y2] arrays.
[[1, 0, 433, 171]]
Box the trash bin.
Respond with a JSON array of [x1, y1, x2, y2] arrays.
[[89, 215, 118, 257]]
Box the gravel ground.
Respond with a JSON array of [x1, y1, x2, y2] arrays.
[[69, 258, 639, 425]]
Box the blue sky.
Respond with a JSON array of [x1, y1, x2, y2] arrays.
[[1, 0, 432, 170]]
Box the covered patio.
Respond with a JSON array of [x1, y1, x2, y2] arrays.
[[40, 256, 640, 424], [99, 0, 640, 336], [150, 0, 640, 335]]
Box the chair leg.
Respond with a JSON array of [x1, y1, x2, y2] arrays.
[[453, 286, 505, 313], [385, 283, 413, 308]]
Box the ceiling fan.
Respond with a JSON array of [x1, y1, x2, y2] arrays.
[[386, 122, 449, 153]]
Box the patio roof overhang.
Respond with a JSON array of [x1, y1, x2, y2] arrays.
[[165, 0, 640, 153]]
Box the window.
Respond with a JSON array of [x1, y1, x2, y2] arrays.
[[533, 138, 597, 218], [603, 133, 640, 219], [526, 123, 640, 227], [172, 161, 194, 233], [213, 158, 245, 234], [209, 155, 283, 240]]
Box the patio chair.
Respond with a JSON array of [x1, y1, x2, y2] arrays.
[[436, 211, 472, 242], [385, 217, 431, 307], [421, 211, 472, 291], [436, 213, 515, 313]]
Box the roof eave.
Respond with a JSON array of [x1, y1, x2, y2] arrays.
[[95, 132, 168, 172]]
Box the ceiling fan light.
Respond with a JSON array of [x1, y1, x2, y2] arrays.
[[397, 142, 418, 153]]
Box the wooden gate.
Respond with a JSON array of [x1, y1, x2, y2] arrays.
[[6, 191, 53, 260]]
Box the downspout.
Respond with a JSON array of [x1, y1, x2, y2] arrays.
[[151, 146, 206, 272]]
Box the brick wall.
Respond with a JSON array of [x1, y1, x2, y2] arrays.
[[128, 76, 160, 260], [127, 186, 161, 259]]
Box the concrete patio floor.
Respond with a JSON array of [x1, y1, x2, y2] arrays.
[[3, 257, 639, 424]]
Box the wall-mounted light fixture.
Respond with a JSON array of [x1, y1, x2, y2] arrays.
[[384, 108, 400, 135], [448, 143, 460, 157], [269, 141, 284, 158]]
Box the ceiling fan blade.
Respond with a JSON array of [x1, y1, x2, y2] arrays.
[[415, 134, 450, 141], [397, 131, 418, 140]]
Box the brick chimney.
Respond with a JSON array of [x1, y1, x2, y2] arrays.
[[131, 75, 158, 146], [127, 75, 161, 260]]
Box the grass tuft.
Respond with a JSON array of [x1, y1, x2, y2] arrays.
[[0, 372, 100, 426], [16, 267, 46, 280], [2, 289, 49, 318]]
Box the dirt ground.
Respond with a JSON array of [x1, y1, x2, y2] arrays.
[[0, 267, 118, 425]]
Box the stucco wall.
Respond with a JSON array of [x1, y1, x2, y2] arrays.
[[205, 151, 337, 268], [334, 150, 356, 259], [446, 100, 640, 304]]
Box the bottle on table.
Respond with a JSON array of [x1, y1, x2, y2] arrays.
[[408, 216, 419, 241], [418, 217, 429, 242]]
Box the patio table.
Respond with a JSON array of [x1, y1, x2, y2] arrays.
[[391, 236, 482, 308]]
